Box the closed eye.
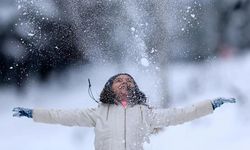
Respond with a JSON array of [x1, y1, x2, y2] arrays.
[[127, 79, 133, 83]]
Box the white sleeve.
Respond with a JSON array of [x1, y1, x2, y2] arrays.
[[32, 108, 97, 127], [150, 100, 214, 128]]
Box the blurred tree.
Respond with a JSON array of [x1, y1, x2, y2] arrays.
[[0, 0, 87, 88], [213, 0, 250, 55]]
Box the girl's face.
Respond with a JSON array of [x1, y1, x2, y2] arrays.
[[111, 75, 135, 100]]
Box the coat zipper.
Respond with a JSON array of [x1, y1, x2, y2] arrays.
[[106, 104, 110, 121], [124, 108, 127, 149], [140, 106, 143, 123]]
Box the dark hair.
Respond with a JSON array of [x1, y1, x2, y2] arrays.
[[99, 73, 147, 105]]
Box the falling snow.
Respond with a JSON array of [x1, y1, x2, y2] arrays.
[[28, 33, 35, 36], [1, 0, 250, 149], [140, 58, 149, 67]]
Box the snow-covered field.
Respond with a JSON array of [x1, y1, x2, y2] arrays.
[[1, 53, 250, 150]]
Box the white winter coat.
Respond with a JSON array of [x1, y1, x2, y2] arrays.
[[33, 100, 213, 150]]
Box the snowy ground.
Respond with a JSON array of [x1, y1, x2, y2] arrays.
[[1, 53, 250, 150]]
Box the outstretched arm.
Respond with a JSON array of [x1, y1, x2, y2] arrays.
[[12, 107, 97, 127], [149, 98, 236, 128]]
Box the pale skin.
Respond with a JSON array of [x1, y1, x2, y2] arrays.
[[111, 75, 135, 101]]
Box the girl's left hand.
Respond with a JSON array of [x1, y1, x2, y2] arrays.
[[211, 97, 236, 110]]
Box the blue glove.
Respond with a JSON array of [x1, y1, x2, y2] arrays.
[[211, 97, 236, 110], [12, 107, 33, 118]]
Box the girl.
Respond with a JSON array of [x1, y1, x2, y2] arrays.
[[13, 73, 236, 150]]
